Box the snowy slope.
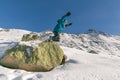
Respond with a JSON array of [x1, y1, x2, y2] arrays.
[[0, 47, 120, 80], [0, 28, 120, 80], [39, 29, 120, 57], [0, 28, 31, 42], [0, 28, 31, 58]]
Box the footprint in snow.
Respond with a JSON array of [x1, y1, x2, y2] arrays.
[[54, 72, 66, 80], [27, 74, 42, 80], [0, 74, 7, 80]]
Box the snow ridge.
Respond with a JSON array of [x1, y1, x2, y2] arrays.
[[39, 29, 120, 57]]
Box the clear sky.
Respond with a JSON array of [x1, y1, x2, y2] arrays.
[[0, 0, 120, 35]]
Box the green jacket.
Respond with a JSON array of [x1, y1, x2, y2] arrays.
[[53, 15, 68, 33]]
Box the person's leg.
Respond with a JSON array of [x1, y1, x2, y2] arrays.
[[53, 31, 60, 41], [53, 31, 58, 38]]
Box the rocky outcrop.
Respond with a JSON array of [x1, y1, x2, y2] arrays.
[[22, 33, 41, 41], [0, 41, 65, 72]]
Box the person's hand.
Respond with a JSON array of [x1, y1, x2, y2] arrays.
[[65, 23, 72, 27], [65, 12, 71, 16], [69, 23, 72, 26]]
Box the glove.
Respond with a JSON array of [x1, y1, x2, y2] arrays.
[[68, 23, 72, 26], [65, 12, 71, 16], [65, 23, 72, 27]]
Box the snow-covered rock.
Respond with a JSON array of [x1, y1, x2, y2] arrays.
[[0, 41, 65, 72], [22, 33, 41, 41]]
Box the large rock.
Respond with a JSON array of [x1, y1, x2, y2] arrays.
[[22, 33, 41, 41], [0, 41, 65, 72]]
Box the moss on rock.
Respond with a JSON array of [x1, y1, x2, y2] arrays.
[[0, 41, 65, 72], [22, 33, 41, 41]]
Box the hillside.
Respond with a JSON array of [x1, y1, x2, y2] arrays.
[[0, 28, 120, 80], [39, 29, 120, 57]]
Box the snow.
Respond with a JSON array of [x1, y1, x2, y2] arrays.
[[20, 40, 42, 47], [0, 29, 30, 42], [0, 29, 31, 58], [0, 28, 120, 80], [0, 46, 120, 80]]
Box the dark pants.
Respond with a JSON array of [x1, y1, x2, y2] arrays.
[[53, 31, 60, 40]]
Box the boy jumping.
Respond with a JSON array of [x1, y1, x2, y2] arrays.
[[52, 12, 72, 41]]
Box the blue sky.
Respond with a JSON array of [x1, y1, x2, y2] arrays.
[[0, 0, 120, 35]]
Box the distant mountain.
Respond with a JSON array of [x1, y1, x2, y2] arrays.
[[39, 29, 120, 57]]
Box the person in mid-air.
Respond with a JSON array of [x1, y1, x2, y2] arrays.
[[52, 12, 72, 41]]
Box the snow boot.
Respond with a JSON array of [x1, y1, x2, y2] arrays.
[[52, 36, 60, 42]]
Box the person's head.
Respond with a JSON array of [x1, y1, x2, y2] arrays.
[[66, 12, 71, 16]]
